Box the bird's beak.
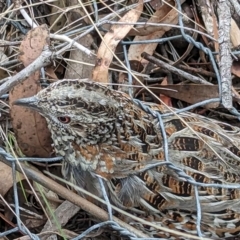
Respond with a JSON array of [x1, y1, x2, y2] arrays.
[[13, 96, 39, 110]]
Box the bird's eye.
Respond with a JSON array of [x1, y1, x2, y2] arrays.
[[58, 116, 71, 124]]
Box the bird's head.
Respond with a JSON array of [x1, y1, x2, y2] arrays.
[[14, 79, 128, 142]]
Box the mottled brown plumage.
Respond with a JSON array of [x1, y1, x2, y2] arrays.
[[14, 79, 240, 239]]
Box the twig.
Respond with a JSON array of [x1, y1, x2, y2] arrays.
[[217, 1, 232, 109], [19, 6, 93, 56], [0, 157, 149, 238], [141, 52, 212, 85], [229, 0, 240, 16], [174, 64, 216, 78], [0, 46, 52, 97]]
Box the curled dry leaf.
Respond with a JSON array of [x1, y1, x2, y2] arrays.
[[9, 25, 53, 157], [92, 0, 144, 83]]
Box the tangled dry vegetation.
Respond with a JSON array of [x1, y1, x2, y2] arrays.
[[1, 0, 240, 239]]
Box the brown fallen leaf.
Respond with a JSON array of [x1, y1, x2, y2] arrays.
[[40, 200, 80, 240], [65, 34, 95, 79], [230, 18, 240, 48], [0, 162, 24, 196], [232, 61, 240, 78], [159, 77, 172, 107], [139, 84, 220, 108], [149, 0, 163, 10], [92, 0, 144, 83], [9, 25, 53, 157]]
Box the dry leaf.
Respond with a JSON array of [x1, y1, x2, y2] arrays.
[[159, 77, 172, 106], [149, 0, 163, 10], [230, 18, 240, 48], [145, 84, 220, 108], [65, 34, 95, 79], [0, 51, 9, 79], [48, 0, 67, 33], [0, 162, 24, 196], [66, 0, 92, 25], [9, 25, 53, 157], [64, 1, 96, 79], [92, 0, 144, 83], [41, 201, 80, 240], [232, 61, 240, 78]]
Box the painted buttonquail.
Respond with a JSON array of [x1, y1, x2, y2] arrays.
[[14, 79, 240, 239]]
